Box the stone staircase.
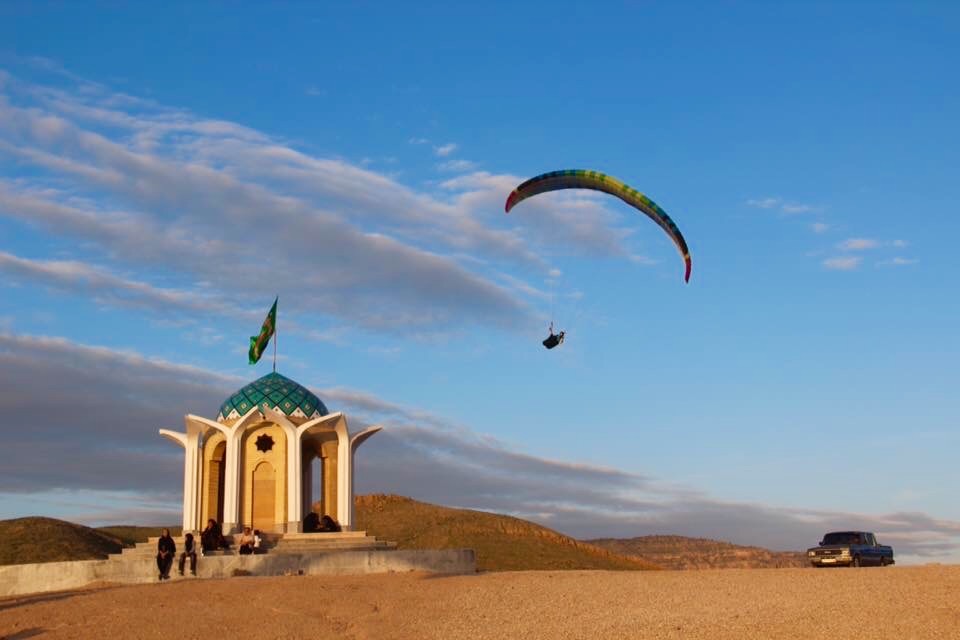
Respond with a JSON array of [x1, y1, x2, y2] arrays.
[[273, 531, 397, 553], [3, 534, 474, 596], [100, 530, 399, 584]]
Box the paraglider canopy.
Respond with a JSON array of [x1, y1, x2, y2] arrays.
[[505, 169, 692, 283]]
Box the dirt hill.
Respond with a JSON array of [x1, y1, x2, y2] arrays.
[[354, 494, 660, 571], [0, 517, 125, 566], [585, 534, 808, 569], [2, 499, 804, 571]]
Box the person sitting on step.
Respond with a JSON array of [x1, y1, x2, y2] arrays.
[[238, 526, 256, 555], [156, 528, 176, 581], [178, 532, 197, 576], [317, 515, 342, 532]]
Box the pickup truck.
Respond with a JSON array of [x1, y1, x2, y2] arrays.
[[807, 531, 895, 567]]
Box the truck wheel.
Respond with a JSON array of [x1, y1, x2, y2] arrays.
[[852, 556, 861, 567], [880, 557, 888, 567]]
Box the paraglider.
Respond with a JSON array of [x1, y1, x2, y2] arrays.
[[542, 323, 565, 350], [505, 169, 692, 350], [505, 169, 692, 283]]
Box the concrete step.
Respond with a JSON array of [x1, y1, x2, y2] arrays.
[[144, 533, 285, 545], [113, 537, 280, 560], [274, 536, 382, 546], [117, 541, 279, 555], [281, 531, 372, 541], [273, 542, 395, 552]]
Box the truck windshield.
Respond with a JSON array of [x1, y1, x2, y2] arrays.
[[823, 532, 861, 545]]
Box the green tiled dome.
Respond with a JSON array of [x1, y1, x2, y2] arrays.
[[218, 372, 328, 422]]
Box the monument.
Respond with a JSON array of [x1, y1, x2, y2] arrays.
[[160, 371, 381, 534]]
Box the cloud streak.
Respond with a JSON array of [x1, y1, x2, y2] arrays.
[[0, 76, 543, 334], [838, 238, 880, 251], [823, 256, 862, 271], [747, 197, 820, 215], [433, 142, 457, 157], [0, 249, 238, 319], [878, 257, 918, 267], [0, 68, 664, 337]]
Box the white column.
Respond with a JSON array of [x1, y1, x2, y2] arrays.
[[285, 425, 302, 533], [159, 429, 194, 532], [334, 417, 352, 529], [183, 429, 202, 531], [222, 428, 242, 533], [348, 426, 382, 532], [300, 449, 312, 523]]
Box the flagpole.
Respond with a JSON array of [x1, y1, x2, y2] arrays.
[[273, 296, 278, 373]]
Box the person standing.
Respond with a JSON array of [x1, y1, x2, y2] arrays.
[[156, 528, 176, 581]]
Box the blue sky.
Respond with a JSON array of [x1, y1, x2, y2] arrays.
[[1, 2, 958, 563]]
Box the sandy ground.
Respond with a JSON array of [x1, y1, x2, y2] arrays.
[[1, 565, 958, 639]]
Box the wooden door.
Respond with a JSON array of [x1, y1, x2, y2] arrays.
[[251, 461, 276, 531]]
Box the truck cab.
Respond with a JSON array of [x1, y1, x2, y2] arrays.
[[807, 531, 895, 567]]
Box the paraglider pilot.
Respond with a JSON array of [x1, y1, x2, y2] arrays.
[[542, 323, 565, 349]]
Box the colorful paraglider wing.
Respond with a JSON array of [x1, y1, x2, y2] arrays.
[[505, 169, 692, 282]]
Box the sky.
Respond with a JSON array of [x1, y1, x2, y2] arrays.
[[0, 2, 958, 564]]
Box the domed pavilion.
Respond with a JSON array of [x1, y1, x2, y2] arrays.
[[160, 372, 381, 534]]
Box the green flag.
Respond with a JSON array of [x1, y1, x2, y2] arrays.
[[249, 297, 278, 365]]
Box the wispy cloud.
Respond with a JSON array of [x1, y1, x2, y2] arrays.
[[747, 196, 820, 214], [878, 257, 919, 267], [811, 222, 830, 234], [1, 332, 957, 559], [305, 86, 324, 96], [823, 256, 862, 270], [0, 70, 556, 335], [0, 250, 243, 319], [437, 159, 477, 173], [838, 238, 915, 255], [433, 142, 457, 157], [838, 237, 880, 251], [1, 68, 675, 336], [746, 197, 780, 209]]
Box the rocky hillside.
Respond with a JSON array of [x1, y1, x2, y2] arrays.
[[354, 494, 660, 571], [586, 534, 808, 569]]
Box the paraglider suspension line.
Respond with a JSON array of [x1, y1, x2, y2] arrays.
[[549, 276, 557, 331]]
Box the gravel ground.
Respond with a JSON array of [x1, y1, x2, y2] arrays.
[[1, 565, 958, 639]]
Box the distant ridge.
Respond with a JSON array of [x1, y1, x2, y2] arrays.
[[586, 534, 808, 569], [354, 494, 660, 571]]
